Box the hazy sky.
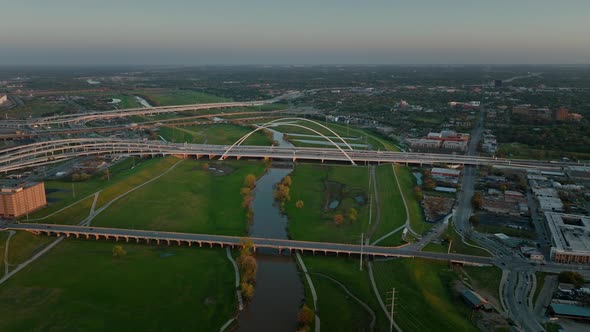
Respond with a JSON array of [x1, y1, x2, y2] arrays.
[[1, 0, 589, 65]]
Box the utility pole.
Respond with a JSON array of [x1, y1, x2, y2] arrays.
[[368, 165, 372, 225], [447, 239, 453, 254], [359, 232, 364, 271], [386, 288, 397, 332]]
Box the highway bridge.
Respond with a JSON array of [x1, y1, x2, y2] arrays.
[[0, 91, 300, 128], [0, 138, 581, 173], [5, 223, 492, 266]]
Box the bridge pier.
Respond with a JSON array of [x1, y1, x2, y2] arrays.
[[177, 240, 181, 246], [115, 236, 119, 242], [75, 233, 80, 239], [125, 236, 129, 242], [86, 234, 90, 240], [166, 239, 170, 246], [156, 239, 160, 245], [188, 241, 192, 247], [198, 242, 202, 247], [94, 234, 99, 240], [136, 238, 140, 243]]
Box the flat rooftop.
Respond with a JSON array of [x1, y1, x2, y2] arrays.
[[545, 212, 590, 254]]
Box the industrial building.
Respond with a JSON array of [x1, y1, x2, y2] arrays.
[[0, 182, 47, 218], [545, 212, 590, 264]]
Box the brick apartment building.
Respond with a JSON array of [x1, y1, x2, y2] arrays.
[[0, 182, 47, 218]]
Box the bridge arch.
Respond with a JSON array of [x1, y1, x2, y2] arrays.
[[220, 119, 357, 165]]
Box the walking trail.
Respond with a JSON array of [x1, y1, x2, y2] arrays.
[[0, 159, 184, 286]]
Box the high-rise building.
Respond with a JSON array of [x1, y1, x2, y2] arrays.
[[0, 182, 47, 218]]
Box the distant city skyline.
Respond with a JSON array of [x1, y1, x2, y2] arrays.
[[1, 0, 589, 65]]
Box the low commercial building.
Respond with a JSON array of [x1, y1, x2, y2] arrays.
[[461, 289, 489, 309], [549, 303, 590, 320], [406, 138, 442, 150], [0, 94, 7, 104], [0, 182, 47, 218], [431, 167, 461, 184], [442, 140, 467, 152], [545, 212, 590, 264]]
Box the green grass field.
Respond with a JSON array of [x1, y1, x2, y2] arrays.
[[157, 123, 271, 146], [303, 256, 387, 330], [462, 266, 502, 305], [286, 164, 371, 244], [395, 165, 431, 235], [92, 159, 265, 235], [372, 258, 478, 332], [0, 240, 235, 332], [372, 164, 406, 243]]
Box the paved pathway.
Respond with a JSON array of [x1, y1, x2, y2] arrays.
[[296, 252, 320, 332], [368, 261, 403, 332], [3, 230, 15, 276], [311, 272, 376, 331]]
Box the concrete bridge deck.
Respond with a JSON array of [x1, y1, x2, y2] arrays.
[[5, 223, 492, 266]]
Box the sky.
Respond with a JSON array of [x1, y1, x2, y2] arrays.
[[1, 0, 589, 65]]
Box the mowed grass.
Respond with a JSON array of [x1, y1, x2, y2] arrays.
[[28, 195, 94, 225], [287, 164, 370, 244], [94, 157, 182, 209], [92, 160, 266, 235], [372, 164, 406, 243], [372, 258, 478, 332], [303, 256, 388, 330], [5, 232, 55, 267], [25, 157, 161, 220], [462, 266, 502, 306], [0, 232, 8, 276], [0, 240, 236, 332], [394, 165, 431, 235], [157, 123, 271, 146]]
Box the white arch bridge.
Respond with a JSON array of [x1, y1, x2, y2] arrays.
[[0, 137, 579, 173]]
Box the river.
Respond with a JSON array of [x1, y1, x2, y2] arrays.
[[237, 128, 304, 331]]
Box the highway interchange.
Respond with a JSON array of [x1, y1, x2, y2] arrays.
[[1, 95, 589, 331]]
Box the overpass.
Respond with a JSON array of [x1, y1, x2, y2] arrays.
[[0, 138, 581, 173], [2, 91, 300, 128], [5, 223, 492, 266]]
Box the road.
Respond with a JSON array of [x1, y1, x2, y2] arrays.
[[3, 222, 493, 266], [0, 138, 581, 174]]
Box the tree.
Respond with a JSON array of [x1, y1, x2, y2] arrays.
[[238, 255, 258, 283], [244, 174, 257, 189], [472, 192, 483, 209], [239, 238, 254, 257], [414, 186, 423, 201], [112, 245, 126, 257], [348, 208, 358, 223], [274, 184, 291, 203], [282, 176, 292, 187], [295, 200, 304, 209], [241, 281, 255, 302], [240, 187, 251, 197], [297, 304, 315, 326], [559, 271, 584, 288], [202, 163, 210, 171], [333, 214, 344, 226]]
